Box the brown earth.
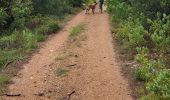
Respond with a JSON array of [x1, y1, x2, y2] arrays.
[[3, 10, 134, 100]]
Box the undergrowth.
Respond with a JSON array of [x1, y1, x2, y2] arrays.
[[107, 0, 170, 99], [0, 0, 85, 95], [69, 24, 85, 37]]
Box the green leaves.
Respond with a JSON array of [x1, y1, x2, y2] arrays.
[[118, 19, 147, 47], [107, 0, 170, 99], [148, 15, 170, 53], [32, 0, 85, 15], [147, 70, 170, 99], [0, 8, 7, 26], [11, 0, 32, 30]]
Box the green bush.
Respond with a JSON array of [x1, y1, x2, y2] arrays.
[[0, 30, 38, 68], [148, 15, 170, 53], [147, 70, 170, 99], [118, 20, 147, 48], [36, 24, 59, 35], [134, 47, 152, 81], [36, 26, 49, 35], [26, 16, 42, 30], [0, 31, 24, 49], [0, 8, 7, 27], [48, 23, 60, 33], [0, 49, 23, 68], [22, 30, 37, 50], [35, 17, 60, 35], [32, 0, 85, 15], [35, 34, 47, 42], [107, 0, 170, 99], [8, 0, 32, 30], [134, 67, 152, 82], [0, 30, 37, 49]]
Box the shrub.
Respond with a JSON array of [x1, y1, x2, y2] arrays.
[[0, 31, 24, 49], [147, 70, 170, 99], [107, 0, 170, 99], [1, 30, 37, 50], [22, 30, 37, 50], [0, 30, 39, 68], [35, 34, 47, 42], [0, 49, 23, 68], [35, 17, 60, 35], [48, 23, 60, 33], [118, 19, 147, 48], [0, 8, 7, 27], [32, 0, 85, 15], [10, 0, 32, 30], [134, 67, 152, 82], [26, 16, 42, 30], [148, 15, 170, 53]]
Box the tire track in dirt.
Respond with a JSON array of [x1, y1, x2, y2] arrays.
[[44, 12, 133, 100]]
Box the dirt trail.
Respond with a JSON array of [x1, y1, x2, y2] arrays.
[[4, 11, 133, 100]]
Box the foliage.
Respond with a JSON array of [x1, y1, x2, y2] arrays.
[[0, 30, 38, 68], [35, 17, 60, 35], [118, 19, 147, 48], [147, 70, 170, 99], [0, 0, 87, 68], [32, 0, 86, 15], [107, 0, 170, 99], [0, 0, 88, 95], [0, 8, 7, 27], [11, 1, 32, 30], [0, 0, 32, 31], [148, 15, 170, 53]]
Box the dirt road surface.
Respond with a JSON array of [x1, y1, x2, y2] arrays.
[[4, 10, 133, 100]]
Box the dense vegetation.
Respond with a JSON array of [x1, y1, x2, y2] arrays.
[[0, 0, 87, 92], [107, 0, 170, 99], [0, 0, 87, 68]]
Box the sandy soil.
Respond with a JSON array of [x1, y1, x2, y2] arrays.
[[3, 10, 134, 100]]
